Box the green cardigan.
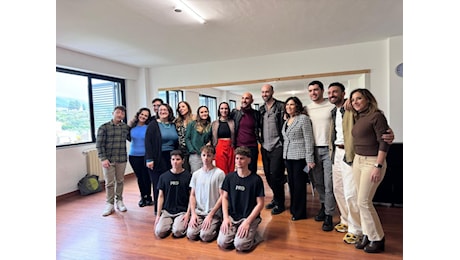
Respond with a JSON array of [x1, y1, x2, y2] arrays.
[[185, 120, 211, 154]]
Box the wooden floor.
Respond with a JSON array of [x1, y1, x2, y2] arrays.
[[56, 171, 403, 260]]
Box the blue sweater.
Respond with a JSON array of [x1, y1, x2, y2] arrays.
[[129, 125, 148, 156]]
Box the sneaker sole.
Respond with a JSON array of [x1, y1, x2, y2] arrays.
[[343, 233, 359, 244], [335, 224, 348, 233], [343, 239, 358, 244], [102, 209, 114, 217]]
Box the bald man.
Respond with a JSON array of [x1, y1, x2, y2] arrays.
[[229, 92, 260, 175], [259, 84, 287, 215]]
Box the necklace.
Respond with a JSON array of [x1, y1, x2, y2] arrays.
[[160, 122, 171, 128]]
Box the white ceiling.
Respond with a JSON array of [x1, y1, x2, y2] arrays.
[[56, 0, 403, 103]]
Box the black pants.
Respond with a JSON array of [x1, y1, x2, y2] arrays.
[[261, 146, 286, 208], [148, 150, 172, 209], [248, 146, 259, 175], [128, 155, 152, 199], [285, 159, 308, 219]]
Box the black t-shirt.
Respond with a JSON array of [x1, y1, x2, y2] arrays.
[[221, 171, 265, 221], [158, 169, 192, 214]]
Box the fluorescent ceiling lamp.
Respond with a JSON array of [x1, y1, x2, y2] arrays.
[[176, 0, 206, 24]]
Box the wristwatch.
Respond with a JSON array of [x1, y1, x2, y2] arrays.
[[374, 163, 383, 168]]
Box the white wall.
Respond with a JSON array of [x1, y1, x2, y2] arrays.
[[149, 37, 402, 141], [56, 36, 403, 196]]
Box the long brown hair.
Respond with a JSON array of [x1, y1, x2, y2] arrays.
[[350, 88, 382, 119], [195, 105, 211, 134], [174, 101, 194, 126]]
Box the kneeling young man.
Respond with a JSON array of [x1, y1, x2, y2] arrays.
[[187, 145, 226, 242], [154, 150, 192, 238], [217, 146, 265, 251]]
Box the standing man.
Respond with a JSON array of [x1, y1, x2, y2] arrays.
[[259, 84, 286, 215], [96, 105, 131, 217], [306, 80, 336, 231], [327, 82, 362, 242], [151, 98, 164, 120], [230, 92, 260, 175]]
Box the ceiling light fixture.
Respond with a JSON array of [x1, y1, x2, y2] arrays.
[[175, 0, 206, 24]]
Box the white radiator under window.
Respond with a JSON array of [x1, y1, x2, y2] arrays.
[[83, 149, 104, 181]]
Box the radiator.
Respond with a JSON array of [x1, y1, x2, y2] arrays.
[[83, 149, 104, 181]]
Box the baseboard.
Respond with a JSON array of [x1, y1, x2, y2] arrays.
[[56, 173, 135, 202]]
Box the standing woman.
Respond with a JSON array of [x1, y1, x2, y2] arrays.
[[211, 102, 235, 174], [186, 105, 212, 174], [128, 107, 154, 207], [145, 103, 178, 212], [174, 101, 195, 172], [281, 97, 315, 221], [350, 88, 390, 254]]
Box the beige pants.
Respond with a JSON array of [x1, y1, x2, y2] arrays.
[[352, 154, 387, 241], [102, 162, 127, 204]]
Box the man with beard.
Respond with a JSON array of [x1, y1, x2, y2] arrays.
[[259, 84, 286, 215], [230, 92, 260, 175]]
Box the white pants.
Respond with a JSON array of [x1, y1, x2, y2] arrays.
[[333, 148, 361, 235]]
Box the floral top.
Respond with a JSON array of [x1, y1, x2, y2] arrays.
[[175, 121, 188, 155]]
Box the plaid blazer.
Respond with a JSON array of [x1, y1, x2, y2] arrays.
[[281, 114, 315, 163]]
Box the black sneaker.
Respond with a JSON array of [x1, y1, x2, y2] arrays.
[[271, 206, 285, 215], [322, 215, 334, 231], [138, 198, 146, 207], [265, 200, 276, 210], [315, 206, 325, 221], [144, 196, 154, 206]]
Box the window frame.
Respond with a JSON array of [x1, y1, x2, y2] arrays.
[[229, 100, 236, 111], [199, 94, 217, 121], [56, 67, 126, 147], [158, 90, 184, 116]]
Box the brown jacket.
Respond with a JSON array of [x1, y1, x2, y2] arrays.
[[211, 119, 235, 148]]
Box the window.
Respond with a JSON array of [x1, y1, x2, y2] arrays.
[[56, 67, 125, 146], [199, 95, 217, 121], [254, 103, 260, 110], [158, 90, 183, 116], [229, 100, 236, 111]]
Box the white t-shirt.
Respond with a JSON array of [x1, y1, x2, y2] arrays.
[[189, 167, 225, 216], [307, 99, 334, 146]]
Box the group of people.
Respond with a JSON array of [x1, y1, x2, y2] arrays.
[[95, 79, 394, 254]]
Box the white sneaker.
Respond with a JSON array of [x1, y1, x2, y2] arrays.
[[116, 200, 127, 212], [102, 203, 114, 217]]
